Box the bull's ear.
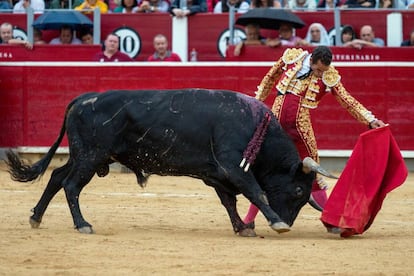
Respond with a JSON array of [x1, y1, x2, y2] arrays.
[[289, 162, 301, 177], [302, 157, 338, 179]]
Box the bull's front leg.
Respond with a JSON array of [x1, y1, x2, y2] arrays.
[[248, 192, 291, 233], [234, 173, 290, 233], [214, 188, 256, 237]]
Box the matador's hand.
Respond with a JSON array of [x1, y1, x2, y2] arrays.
[[369, 119, 386, 129]]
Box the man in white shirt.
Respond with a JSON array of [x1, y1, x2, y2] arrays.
[[213, 0, 249, 13], [13, 0, 44, 13], [49, 26, 82, 45]]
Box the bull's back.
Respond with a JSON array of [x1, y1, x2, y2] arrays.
[[69, 88, 266, 148], [79, 89, 265, 131], [65, 89, 287, 176]]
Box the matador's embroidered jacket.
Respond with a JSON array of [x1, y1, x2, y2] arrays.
[[254, 48, 378, 171], [255, 48, 377, 125]]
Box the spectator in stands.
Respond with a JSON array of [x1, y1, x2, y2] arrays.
[[93, 33, 133, 62], [341, 0, 375, 8], [401, 29, 414, 46], [378, 0, 405, 7], [287, 0, 316, 10], [233, 24, 266, 56], [207, 0, 219, 11], [33, 28, 46, 44], [169, 0, 206, 17], [0, 0, 13, 10], [80, 28, 94, 44], [113, 0, 139, 12], [49, 0, 82, 8], [49, 26, 82, 45], [250, 0, 282, 8], [266, 22, 307, 47], [317, 0, 340, 9], [13, 0, 44, 13], [343, 25, 384, 48], [147, 34, 182, 61], [213, 0, 249, 13], [137, 0, 170, 12], [75, 0, 108, 13], [304, 23, 330, 46], [340, 25, 356, 45], [0, 22, 33, 49]]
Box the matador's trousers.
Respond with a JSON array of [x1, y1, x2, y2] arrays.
[[272, 93, 323, 193]]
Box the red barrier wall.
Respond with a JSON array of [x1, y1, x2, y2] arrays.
[[2, 11, 414, 61], [1, 46, 413, 150]]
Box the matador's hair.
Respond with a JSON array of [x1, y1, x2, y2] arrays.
[[311, 46, 332, 66]]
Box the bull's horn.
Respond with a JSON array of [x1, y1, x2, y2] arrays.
[[302, 157, 339, 179]]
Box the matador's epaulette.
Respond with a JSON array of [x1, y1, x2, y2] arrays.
[[322, 65, 341, 87], [281, 48, 308, 65]]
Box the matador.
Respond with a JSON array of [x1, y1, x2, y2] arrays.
[[243, 46, 385, 226]]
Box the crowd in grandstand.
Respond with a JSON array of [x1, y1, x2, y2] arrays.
[[0, 0, 413, 60], [1, 0, 414, 14]]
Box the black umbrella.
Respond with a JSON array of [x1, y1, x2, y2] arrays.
[[235, 8, 305, 30], [33, 10, 93, 30]]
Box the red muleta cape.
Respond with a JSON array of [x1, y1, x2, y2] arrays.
[[321, 125, 408, 237]]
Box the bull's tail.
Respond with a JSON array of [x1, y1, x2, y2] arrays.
[[5, 104, 71, 182]]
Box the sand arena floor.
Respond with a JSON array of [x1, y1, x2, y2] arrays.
[[0, 162, 413, 275]]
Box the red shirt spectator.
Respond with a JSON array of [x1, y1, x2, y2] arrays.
[[94, 51, 133, 62], [93, 33, 133, 62]]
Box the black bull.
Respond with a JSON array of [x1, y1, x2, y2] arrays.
[[6, 89, 333, 236]]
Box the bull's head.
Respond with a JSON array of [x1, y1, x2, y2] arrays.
[[264, 157, 337, 227]]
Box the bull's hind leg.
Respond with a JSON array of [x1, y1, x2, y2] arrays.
[[30, 164, 70, 228], [61, 165, 96, 234]]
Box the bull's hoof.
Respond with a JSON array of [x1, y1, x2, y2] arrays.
[[77, 226, 94, 234], [29, 217, 41, 228], [245, 221, 255, 230], [238, 228, 257, 237], [270, 222, 290, 233], [96, 165, 109, 177]]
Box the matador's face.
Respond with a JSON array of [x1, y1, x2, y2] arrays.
[[310, 59, 330, 78]]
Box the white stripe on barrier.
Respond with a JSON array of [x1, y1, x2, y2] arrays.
[[1, 61, 414, 67]]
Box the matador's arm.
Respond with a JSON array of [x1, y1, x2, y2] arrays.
[[254, 58, 284, 101], [255, 48, 308, 101], [332, 82, 377, 126]]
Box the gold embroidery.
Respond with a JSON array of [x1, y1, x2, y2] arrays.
[[255, 59, 284, 101], [271, 95, 284, 117], [333, 82, 376, 125], [297, 107, 319, 162], [276, 57, 305, 95], [282, 48, 308, 65], [322, 66, 341, 87]]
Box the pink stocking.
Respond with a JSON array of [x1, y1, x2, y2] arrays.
[[243, 204, 259, 224]]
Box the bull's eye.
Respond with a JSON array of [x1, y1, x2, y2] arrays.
[[295, 187, 303, 198]]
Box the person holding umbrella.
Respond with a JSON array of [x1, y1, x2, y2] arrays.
[[235, 9, 307, 47], [243, 45, 386, 228], [49, 25, 82, 44]]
